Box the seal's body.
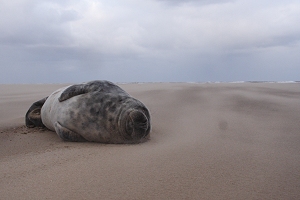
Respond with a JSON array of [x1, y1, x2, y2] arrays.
[[26, 80, 151, 144]]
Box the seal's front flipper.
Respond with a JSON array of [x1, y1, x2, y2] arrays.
[[25, 97, 48, 128], [58, 80, 128, 102], [54, 122, 87, 142], [58, 84, 87, 102]]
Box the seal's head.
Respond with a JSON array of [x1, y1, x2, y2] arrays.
[[120, 108, 150, 143]]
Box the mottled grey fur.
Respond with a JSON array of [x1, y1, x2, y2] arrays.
[[26, 80, 151, 144]]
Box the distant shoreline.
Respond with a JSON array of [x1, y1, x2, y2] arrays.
[[1, 80, 299, 85]]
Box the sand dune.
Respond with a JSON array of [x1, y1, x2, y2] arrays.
[[1, 83, 300, 199]]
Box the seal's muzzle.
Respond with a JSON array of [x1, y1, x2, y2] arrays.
[[124, 110, 149, 140]]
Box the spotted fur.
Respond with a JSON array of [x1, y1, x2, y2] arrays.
[[26, 80, 151, 144]]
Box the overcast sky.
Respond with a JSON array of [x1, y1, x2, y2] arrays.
[[0, 0, 299, 83]]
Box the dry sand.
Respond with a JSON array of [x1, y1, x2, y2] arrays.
[[1, 83, 300, 200]]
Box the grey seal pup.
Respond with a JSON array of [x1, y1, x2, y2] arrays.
[[25, 80, 151, 144]]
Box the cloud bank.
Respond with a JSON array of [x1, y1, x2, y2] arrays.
[[1, 0, 299, 83]]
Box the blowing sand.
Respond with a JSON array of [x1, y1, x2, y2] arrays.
[[1, 83, 300, 200]]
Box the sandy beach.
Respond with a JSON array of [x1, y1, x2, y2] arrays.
[[1, 82, 300, 200]]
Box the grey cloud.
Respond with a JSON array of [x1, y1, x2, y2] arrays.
[[60, 9, 81, 22], [256, 34, 300, 48], [157, 0, 234, 6], [0, 1, 79, 46], [0, 0, 300, 83]]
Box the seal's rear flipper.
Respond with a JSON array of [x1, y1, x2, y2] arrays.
[[54, 122, 87, 142], [25, 97, 48, 128]]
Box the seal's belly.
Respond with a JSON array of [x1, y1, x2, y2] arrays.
[[41, 87, 67, 131]]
